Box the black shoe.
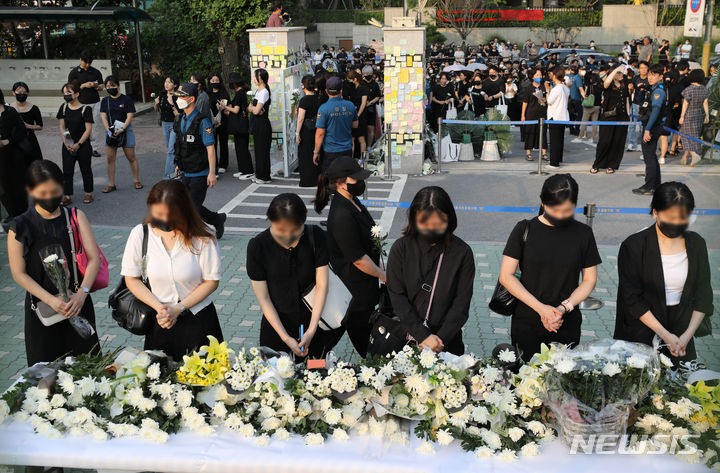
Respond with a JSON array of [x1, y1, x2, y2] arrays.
[[92, 150, 101, 157], [216, 213, 227, 239], [632, 187, 654, 195]]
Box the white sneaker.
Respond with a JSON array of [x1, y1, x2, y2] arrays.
[[251, 177, 272, 184], [658, 157, 666, 164], [235, 173, 254, 180], [546, 164, 560, 169], [571, 137, 584, 144]]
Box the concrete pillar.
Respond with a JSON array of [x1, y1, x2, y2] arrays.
[[247, 27, 308, 177], [382, 26, 426, 175]]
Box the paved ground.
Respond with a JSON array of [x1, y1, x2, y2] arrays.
[[0, 112, 719, 391]]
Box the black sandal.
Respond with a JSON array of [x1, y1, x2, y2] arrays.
[[525, 154, 534, 161], [590, 168, 599, 174], [606, 168, 615, 174], [542, 153, 550, 162]]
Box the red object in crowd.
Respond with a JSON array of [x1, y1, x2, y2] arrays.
[[436, 9, 544, 23]]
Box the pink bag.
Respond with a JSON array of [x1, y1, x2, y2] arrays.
[[69, 208, 109, 291]]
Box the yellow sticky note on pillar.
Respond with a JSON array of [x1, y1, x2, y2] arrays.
[[275, 46, 286, 55], [406, 57, 413, 67], [398, 69, 409, 84], [261, 46, 273, 55]]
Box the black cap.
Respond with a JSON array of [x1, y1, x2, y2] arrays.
[[174, 83, 198, 98], [326, 156, 372, 182], [326, 76, 342, 94], [228, 71, 243, 84]]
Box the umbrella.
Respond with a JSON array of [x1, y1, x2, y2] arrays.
[[443, 64, 465, 72], [688, 61, 702, 70], [466, 62, 488, 71]]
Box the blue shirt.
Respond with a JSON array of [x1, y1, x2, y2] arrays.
[[569, 74, 584, 101], [180, 108, 215, 177], [645, 84, 666, 132], [316, 96, 358, 153]]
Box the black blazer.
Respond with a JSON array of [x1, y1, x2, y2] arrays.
[[614, 225, 714, 346]]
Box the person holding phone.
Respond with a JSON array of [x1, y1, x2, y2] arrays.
[[68, 50, 104, 157]]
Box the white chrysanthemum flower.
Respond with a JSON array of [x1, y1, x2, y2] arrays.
[[370, 225, 383, 238], [43, 254, 59, 263], [554, 357, 576, 374], [212, 402, 227, 419], [481, 429, 502, 450], [175, 389, 193, 408], [419, 349, 437, 369], [274, 428, 290, 441], [508, 427, 524, 442], [161, 400, 177, 417], [602, 362, 622, 377], [95, 377, 112, 397], [627, 354, 647, 369], [497, 448, 518, 462], [667, 398, 701, 420], [526, 420, 545, 436], [305, 433, 324, 446], [57, 371, 75, 395], [497, 348, 516, 363], [475, 446, 494, 458], [239, 423, 255, 438], [521, 441, 540, 456], [333, 428, 349, 441], [324, 408, 342, 425], [254, 434, 270, 447], [261, 417, 282, 432], [659, 353, 673, 368], [436, 429, 454, 446], [276, 356, 295, 379], [147, 363, 161, 381], [77, 376, 96, 397], [138, 398, 157, 412], [416, 441, 436, 455]]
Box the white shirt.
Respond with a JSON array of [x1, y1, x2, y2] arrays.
[[547, 83, 569, 120], [254, 88, 269, 106], [121, 224, 222, 314], [715, 43, 720, 55], [504, 82, 518, 99], [661, 250, 688, 306], [680, 43, 692, 59]]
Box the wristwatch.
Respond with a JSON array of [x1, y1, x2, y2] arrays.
[[561, 299, 574, 313], [80, 286, 90, 294]]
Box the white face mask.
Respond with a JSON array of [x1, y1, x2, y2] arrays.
[[176, 98, 189, 110]]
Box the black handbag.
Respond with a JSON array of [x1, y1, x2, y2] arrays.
[[103, 99, 127, 148], [108, 224, 155, 335], [368, 253, 444, 356], [226, 107, 249, 135], [489, 220, 529, 316]]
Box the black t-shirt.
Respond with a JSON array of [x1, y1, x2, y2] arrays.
[[469, 86, 486, 116], [246, 226, 328, 314], [502, 217, 601, 320], [456, 81, 470, 101], [365, 79, 380, 113], [337, 52, 348, 60], [19, 105, 43, 133], [298, 94, 320, 121], [67, 65, 103, 104], [100, 94, 136, 125], [632, 75, 650, 105], [56, 103, 93, 142], [431, 83, 454, 107], [522, 84, 547, 120], [482, 77, 504, 107], [352, 84, 369, 117]]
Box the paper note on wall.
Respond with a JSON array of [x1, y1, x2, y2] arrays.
[[275, 46, 286, 55], [398, 69, 409, 84]]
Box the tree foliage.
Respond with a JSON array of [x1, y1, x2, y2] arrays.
[[434, 0, 506, 42]]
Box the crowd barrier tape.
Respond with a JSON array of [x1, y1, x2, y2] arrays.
[[360, 199, 720, 216], [545, 120, 641, 126], [663, 126, 720, 151], [441, 119, 642, 127]]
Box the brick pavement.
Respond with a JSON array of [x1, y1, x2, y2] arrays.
[[0, 227, 718, 391]]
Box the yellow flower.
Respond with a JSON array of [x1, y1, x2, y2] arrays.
[[200, 335, 233, 362]]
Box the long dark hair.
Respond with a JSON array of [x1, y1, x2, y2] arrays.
[[190, 73, 206, 91], [144, 180, 215, 250], [267, 193, 307, 226], [403, 186, 457, 244], [539, 173, 578, 214], [255, 68, 270, 99], [313, 173, 346, 214], [650, 181, 694, 216]]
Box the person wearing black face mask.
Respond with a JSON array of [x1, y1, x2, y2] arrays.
[[8, 160, 101, 366], [0, 87, 30, 219], [206, 72, 231, 175], [57, 80, 94, 205], [499, 174, 601, 362], [386, 187, 474, 355], [247, 193, 333, 358], [10, 81, 44, 165], [615, 182, 713, 363], [313, 157, 382, 356]]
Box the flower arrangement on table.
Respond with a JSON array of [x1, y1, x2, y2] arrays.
[[0, 337, 718, 466]]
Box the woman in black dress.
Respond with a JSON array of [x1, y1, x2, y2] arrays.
[[57, 80, 94, 205], [121, 180, 223, 360], [499, 174, 602, 361], [248, 68, 273, 184], [591, 65, 629, 174], [0, 88, 29, 219], [659, 69, 682, 162], [387, 187, 475, 355], [348, 70, 369, 160], [614, 182, 713, 363], [8, 161, 101, 365], [248, 194, 331, 358], [521, 68, 548, 161], [296, 75, 321, 187], [219, 72, 253, 180], [430, 72, 454, 132], [314, 157, 384, 357], [207, 72, 231, 174], [10, 81, 43, 165]]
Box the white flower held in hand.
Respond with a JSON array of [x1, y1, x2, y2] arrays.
[[370, 225, 383, 238], [43, 254, 59, 264], [602, 362, 621, 377]]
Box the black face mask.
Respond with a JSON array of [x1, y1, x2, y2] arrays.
[[210, 83, 220, 90], [15, 94, 28, 103], [346, 180, 365, 197], [151, 218, 173, 232], [63, 94, 74, 103], [272, 230, 303, 248], [107, 87, 119, 96], [543, 212, 574, 227], [657, 220, 688, 239], [417, 229, 446, 245], [34, 196, 63, 213]]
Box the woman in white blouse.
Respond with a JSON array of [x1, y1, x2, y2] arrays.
[[546, 65, 569, 169], [121, 180, 223, 359]]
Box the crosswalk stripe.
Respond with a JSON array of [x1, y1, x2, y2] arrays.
[[228, 214, 326, 221]]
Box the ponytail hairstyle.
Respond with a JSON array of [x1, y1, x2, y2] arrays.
[[255, 68, 270, 99], [538, 173, 578, 215], [313, 172, 346, 213]]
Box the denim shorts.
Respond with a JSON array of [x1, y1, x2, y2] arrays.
[[108, 125, 136, 148]]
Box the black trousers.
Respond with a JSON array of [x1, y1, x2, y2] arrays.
[[0, 144, 28, 218], [253, 117, 272, 181], [322, 307, 373, 358], [215, 128, 229, 170], [62, 142, 94, 195], [181, 175, 223, 228], [568, 99, 582, 134], [593, 122, 628, 170], [322, 149, 353, 172], [233, 133, 253, 175], [641, 126, 661, 190], [548, 123, 565, 166]]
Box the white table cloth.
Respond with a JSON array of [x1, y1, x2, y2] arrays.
[[0, 421, 709, 473]]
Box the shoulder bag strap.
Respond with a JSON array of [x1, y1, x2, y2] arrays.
[[424, 252, 445, 326], [70, 208, 83, 254], [141, 224, 149, 284], [519, 219, 530, 262], [63, 207, 80, 290]]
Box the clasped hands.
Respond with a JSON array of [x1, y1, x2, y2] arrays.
[[155, 303, 183, 329], [538, 304, 566, 333]]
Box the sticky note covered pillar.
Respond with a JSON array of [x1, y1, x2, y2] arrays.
[[247, 27, 307, 173], [382, 26, 426, 175]]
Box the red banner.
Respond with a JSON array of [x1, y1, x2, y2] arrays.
[[436, 9, 544, 23]]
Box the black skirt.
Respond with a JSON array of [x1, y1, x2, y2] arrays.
[[298, 127, 319, 187], [259, 308, 330, 359], [144, 302, 223, 361]]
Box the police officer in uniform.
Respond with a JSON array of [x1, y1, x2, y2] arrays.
[[633, 64, 666, 196], [173, 83, 227, 237], [314, 76, 358, 171]]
